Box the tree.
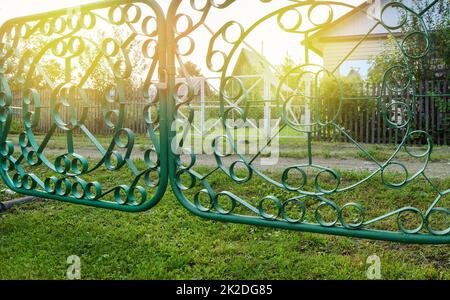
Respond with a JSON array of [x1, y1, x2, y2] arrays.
[[368, 0, 450, 83], [3, 34, 64, 90], [278, 53, 303, 92], [5, 25, 151, 92], [177, 61, 203, 78], [279, 53, 297, 74], [368, 0, 450, 137], [78, 27, 149, 91]]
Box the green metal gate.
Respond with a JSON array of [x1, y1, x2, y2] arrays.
[[0, 0, 448, 244]]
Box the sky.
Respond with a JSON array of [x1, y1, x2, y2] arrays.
[[0, 0, 366, 75]]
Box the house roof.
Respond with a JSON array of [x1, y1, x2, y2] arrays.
[[304, 1, 371, 56], [232, 48, 271, 76], [231, 48, 293, 93], [305, 0, 406, 56]]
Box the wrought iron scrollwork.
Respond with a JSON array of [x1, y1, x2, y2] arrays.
[[0, 0, 448, 244], [0, 0, 168, 212], [166, 0, 449, 244]]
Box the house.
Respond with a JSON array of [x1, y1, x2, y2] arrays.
[[232, 48, 272, 77], [306, 0, 414, 78], [231, 48, 293, 94], [231, 47, 275, 94]]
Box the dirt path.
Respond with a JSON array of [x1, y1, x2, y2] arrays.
[[43, 148, 450, 178]]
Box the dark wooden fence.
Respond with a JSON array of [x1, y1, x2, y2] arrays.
[[315, 80, 449, 145]]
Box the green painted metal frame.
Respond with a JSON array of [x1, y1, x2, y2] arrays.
[[0, 0, 448, 244], [166, 0, 450, 245], [0, 0, 169, 212]]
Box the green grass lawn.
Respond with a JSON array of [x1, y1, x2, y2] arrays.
[[1, 166, 449, 280]]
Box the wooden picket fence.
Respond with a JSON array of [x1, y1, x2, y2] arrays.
[[11, 88, 150, 136]]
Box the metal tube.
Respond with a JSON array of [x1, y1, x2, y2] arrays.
[[0, 197, 36, 213]]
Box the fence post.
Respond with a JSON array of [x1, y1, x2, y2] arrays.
[[200, 77, 206, 136], [263, 73, 272, 140]]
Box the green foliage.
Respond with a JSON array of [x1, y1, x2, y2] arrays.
[[318, 75, 373, 113], [78, 28, 147, 91], [368, 0, 450, 83], [6, 35, 63, 90], [178, 61, 203, 77], [8, 119, 24, 134], [368, 36, 403, 84], [433, 93, 450, 133], [279, 53, 297, 75], [411, 0, 449, 31], [7, 27, 145, 92]]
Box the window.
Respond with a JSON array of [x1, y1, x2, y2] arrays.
[[340, 60, 371, 79]]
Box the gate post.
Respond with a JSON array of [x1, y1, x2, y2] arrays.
[[263, 73, 272, 141], [304, 74, 312, 131]]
